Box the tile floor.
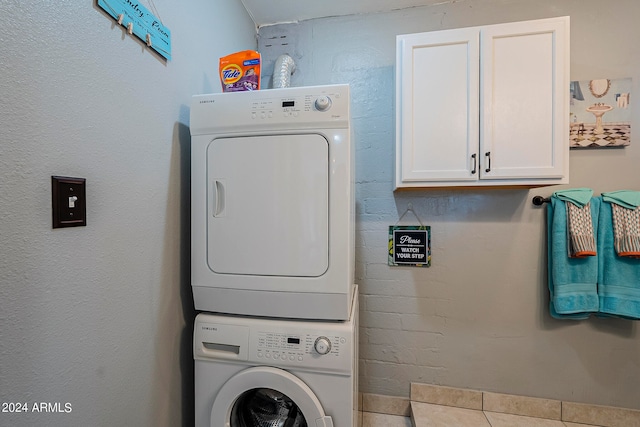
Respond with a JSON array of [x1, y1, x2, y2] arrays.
[[361, 404, 610, 427], [360, 383, 640, 426], [410, 402, 603, 426], [362, 411, 412, 427]]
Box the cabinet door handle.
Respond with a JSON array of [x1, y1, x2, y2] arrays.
[[485, 151, 491, 173], [471, 154, 477, 175]]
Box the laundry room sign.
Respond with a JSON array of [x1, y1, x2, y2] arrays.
[[388, 225, 431, 267], [98, 0, 172, 60]]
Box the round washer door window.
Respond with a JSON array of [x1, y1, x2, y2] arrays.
[[230, 388, 306, 426], [210, 366, 333, 427]]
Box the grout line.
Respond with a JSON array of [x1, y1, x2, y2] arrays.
[[481, 410, 492, 427]]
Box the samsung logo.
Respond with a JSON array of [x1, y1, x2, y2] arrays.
[[199, 100, 216, 104], [202, 326, 218, 331]]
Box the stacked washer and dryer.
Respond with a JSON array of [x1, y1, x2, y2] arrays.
[[189, 84, 357, 427]]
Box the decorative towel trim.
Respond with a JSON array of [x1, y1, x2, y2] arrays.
[[551, 282, 599, 316], [566, 201, 596, 258], [599, 285, 640, 319], [611, 203, 640, 258]]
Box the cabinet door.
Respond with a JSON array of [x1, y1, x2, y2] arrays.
[[480, 18, 568, 180], [396, 28, 480, 187]]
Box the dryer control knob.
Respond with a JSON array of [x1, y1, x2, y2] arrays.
[[314, 96, 332, 111], [314, 336, 332, 355]]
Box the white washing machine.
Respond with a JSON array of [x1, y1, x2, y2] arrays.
[[194, 286, 358, 427], [189, 84, 354, 320]]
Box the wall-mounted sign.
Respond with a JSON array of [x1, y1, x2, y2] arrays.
[[98, 0, 172, 60], [388, 225, 431, 267]]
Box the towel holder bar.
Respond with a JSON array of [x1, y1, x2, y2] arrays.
[[532, 196, 551, 206]]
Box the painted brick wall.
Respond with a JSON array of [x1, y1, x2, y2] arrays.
[[258, 0, 640, 410]]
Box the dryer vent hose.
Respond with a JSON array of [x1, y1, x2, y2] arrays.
[[272, 54, 296, 88]]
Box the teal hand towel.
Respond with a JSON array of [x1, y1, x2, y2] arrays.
[[602, 190, 640, 209], [547, 196, 600, 319], [597, 198, 640, 320], [553, 188, 594, 207]]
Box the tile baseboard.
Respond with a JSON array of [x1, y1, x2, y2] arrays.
[[483, 391, 561, 420], [411, 383, 483, 410], [562, 401, 640, 427], [361, 393, 412, 417]]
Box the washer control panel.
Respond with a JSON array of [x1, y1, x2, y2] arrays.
[[193, 306, 355, 375], [254, 330, 350, 372]]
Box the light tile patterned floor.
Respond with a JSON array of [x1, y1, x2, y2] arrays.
[[362, 411, 412, 427], [403, 383, 640, 427], [362, 407, 596, 427], [361, 405, 607, 426], [404, 402, 605, 427]]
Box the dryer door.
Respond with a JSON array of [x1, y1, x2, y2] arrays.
[[207, 134, 329, 278], [210, 366, 333, 427]]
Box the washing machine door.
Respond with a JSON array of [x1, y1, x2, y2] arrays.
[[210, 366, 333, 427]]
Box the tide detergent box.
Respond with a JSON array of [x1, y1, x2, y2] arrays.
[[219, 50, 261, 92]]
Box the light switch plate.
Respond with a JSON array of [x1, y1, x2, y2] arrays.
[[52, 176, 86, 228]]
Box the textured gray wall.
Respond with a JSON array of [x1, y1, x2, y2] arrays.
[[0, 2, 255, 426], [259, 0, 640, 410]]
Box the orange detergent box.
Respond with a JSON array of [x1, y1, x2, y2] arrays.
[[219, 50, 261, 92]]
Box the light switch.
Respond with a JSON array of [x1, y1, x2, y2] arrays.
[[52, 176, 86, 228]]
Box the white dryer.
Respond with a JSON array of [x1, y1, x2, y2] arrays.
[[189, 85, 354, 320], [194, 286, 358, 427]]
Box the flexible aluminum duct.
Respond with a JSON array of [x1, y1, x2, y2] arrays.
[[272, 54, 296, 88]]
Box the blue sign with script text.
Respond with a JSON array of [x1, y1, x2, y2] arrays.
[[98, 0, 171, 60]]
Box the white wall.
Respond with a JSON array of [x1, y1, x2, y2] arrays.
[[0, 2, 256, 426], [259, 0, 640, 410]]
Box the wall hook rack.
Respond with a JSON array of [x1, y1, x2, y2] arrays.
[[97, 0, 172, 60]]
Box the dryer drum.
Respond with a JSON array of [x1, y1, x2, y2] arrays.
[[230, 388, 307, 427]]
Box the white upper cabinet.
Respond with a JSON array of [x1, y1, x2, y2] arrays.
[[395, 17, 570, 189]]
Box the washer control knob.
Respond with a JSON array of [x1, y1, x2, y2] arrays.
[[314, 336, 332, 355], [314, 96, 332, 111]]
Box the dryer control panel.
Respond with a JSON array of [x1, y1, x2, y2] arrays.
[[190, 84, 350, 134], [250, 93, 336, 120]]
